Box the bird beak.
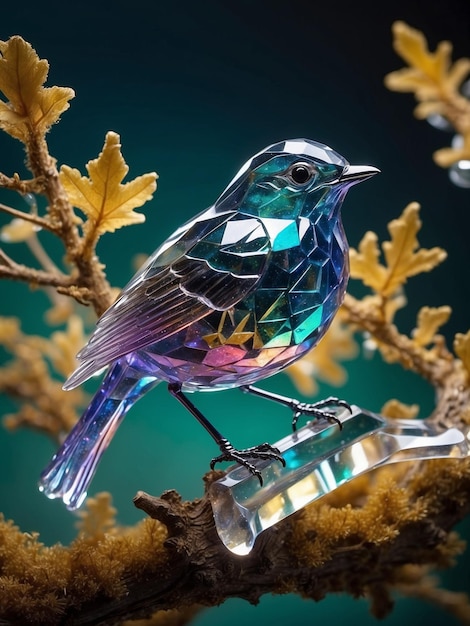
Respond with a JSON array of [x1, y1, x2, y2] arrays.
[[339, 164, 380, 184]]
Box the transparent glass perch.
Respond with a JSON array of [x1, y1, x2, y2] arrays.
[[209, 405, 469, 556]]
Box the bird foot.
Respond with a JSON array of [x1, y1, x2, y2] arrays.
[[211, 439, 285, 485], [290, 396, 352, 431]]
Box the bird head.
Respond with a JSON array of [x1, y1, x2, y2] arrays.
[[216, 138, 379, 219]]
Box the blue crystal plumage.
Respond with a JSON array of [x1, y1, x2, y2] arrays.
[[39, 138, 379, 509]]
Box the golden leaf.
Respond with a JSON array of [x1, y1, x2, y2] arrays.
[[434, 134, 470, 168], [60, 131, 158, 236], [0, 317, 86, 436], [384, 22, 470, 167], [412, 306, 452, 347], [350, 203, 447, 297], [46, 315, 87, 378], [45, 298, 75, 326], [348, 232, 387, 293], [384, 22, 470, 102], [0, 36, 74, 142], [454, 331, 470, 375], [381, 399, 419, 419], [0, 317, 21, 347], [0, 217, 35, 242], [286, 314, 358, 396]]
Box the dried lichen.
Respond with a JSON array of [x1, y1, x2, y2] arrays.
[[385, 21, 470, 168], [0, 497, 168, 624]]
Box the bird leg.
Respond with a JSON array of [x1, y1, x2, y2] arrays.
[[167, 383, 285, 485], [240, 385, 352, 431]]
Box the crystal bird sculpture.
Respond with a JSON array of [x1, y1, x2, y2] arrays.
[[39, 139, 378, 510]]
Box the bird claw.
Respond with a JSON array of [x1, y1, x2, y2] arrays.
[[211, 440, 285, 485], [291, 396, 352, 431]]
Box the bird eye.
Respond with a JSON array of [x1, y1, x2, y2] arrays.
[[288, 162, 315, 185]]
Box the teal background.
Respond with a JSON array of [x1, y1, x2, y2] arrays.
[[0, 1, 469, 624]]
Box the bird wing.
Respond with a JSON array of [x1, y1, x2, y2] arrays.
[[64, 208, 272, 388]]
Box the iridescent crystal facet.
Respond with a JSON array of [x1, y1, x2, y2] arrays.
[[209, 406, 470, 555], [39, 139, 379, 510]]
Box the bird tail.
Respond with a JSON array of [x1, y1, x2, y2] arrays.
[[39, 356, 160, 510]]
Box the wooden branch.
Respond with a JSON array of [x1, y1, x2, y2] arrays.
[[0, 172, 46, 195], [50, 448, 470, 626], [0, 254, 72, 288], [0, 203, 56, 232], [57, 292, 470, 626], [24, 133, 114, 316]]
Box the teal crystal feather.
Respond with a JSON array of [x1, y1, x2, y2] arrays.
[[39, 139, 378, 509]]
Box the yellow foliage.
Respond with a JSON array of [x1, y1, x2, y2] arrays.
[[385, 22, 470, 168], [454, 331, 470, 376], [0, 511, 168, 623], [0, 316, 20, 347], [385, 22, 470, 102], [349, 203, 447, 297], [60, 131, 158, 237], [381, 399, 419, 419], [0, 217, 35, 242], [412, 306, 452, 346], [291, 470, 428, 567], [45, 315, 87, 378], [0, 36, 74, 142], [0, 316, 86, 437], [76, 492, 118, 540], [286, 314, 358, 395]]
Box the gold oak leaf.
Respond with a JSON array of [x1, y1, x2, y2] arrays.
[[381, 399, 419, 419], [384, 22, 470, 168], [286, 314, 358, 396], [384, 22, 470, 111], [434, 136, 470, 168], [60, 131, 158, 236], [0, 217, 36, 243], [0, 36, 74, 142], [454, 331, 470, 377], [412, 306, 452, 347], [45, 315, 87, 378], [0, 316, 85, 436], [349, 203, 447, 297]]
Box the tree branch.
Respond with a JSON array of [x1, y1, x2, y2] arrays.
[[0, 254, 73, 288], [0, 202, 56, 232], [42, 446, 469, 626]]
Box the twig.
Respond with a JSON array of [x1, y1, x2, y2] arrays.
[[0, 257, 73, 288], [0, 202, 55, 232], [0, 172, 45, 194]]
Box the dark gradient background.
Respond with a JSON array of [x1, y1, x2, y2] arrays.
[[0, 1, 469, 624]]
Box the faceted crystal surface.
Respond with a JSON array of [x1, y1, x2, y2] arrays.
[[138, 205, 349, 390], [41, 139, 381, 513], [67, 139, 352, 391], [209, 406, 469, 555]]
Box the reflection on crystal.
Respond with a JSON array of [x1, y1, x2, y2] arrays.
[[426, 113, 453, 132], [259, 495, 286, 527], [449, 160, 470, 188], [286, 475, 320, 510], [209, 406, 469, 555]]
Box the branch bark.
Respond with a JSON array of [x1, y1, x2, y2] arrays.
[[56, 454, 470, 626]]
